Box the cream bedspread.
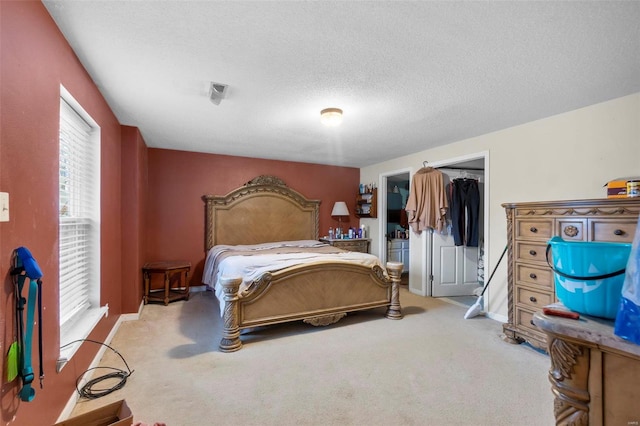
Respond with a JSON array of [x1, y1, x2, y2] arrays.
[[202, 240, 385, 315]]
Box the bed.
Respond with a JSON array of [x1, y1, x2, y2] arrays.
[[202, 175, 403, 352]]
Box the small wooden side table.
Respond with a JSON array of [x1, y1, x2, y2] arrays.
[[142, 261, 191, 305]]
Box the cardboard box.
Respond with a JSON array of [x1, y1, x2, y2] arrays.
[[605, 177, 640, 198], [54, 399, 133, 426], [606, 179, 628, 198]]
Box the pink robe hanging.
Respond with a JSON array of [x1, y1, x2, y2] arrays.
[[405, 167, 448, 233]]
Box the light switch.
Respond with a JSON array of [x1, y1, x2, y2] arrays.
[[0, 192, 9, 222]]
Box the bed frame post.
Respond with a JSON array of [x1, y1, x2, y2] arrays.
[[385, 262, 403, 320], [219, 276, 243, 352]]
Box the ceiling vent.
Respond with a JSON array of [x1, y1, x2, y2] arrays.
[[209, 82, 228, 105]]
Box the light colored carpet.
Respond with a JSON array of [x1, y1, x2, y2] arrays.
[[69, 288, 555, 426]]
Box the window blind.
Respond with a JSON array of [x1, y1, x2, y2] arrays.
[[59, 99, 97, 330]]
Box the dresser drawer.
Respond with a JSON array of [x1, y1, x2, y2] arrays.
[[557, 218, 587, 241], [589, 219, 637, 243], [330, 240, 370, 253], [516, 307, 546, 337], [515, 241, 547, 264], [516, 219, 553, 240], [516, 287, 553, 310], [516, 264, 553, 289], [339, 242, 366, 252]]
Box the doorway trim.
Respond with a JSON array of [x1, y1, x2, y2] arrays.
[[421, 151, 489, 298], [378, 167, 413, 264]]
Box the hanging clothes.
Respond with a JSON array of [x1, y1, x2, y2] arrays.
[[449, 178, 480, 246], [405, 167, 448, 233]]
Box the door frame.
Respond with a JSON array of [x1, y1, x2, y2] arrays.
[[421, 151, 489, 297], [378, 167, 412, 264]]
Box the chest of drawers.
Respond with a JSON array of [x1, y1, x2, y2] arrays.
[[502, 198, 640, 350]]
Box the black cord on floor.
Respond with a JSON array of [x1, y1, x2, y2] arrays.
[[60, 339, 134, 400]]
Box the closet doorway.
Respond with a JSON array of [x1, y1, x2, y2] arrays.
[[428, 154, 487, 298]]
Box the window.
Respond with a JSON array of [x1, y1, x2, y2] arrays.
[[58, 87, 104, 368]]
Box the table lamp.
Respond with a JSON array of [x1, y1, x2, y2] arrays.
[[331, 201, 350, 237]]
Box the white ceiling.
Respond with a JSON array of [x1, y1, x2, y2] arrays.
[[43, 1, 640, 168]]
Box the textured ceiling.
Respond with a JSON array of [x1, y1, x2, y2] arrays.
[[43, 1, 640, 168]]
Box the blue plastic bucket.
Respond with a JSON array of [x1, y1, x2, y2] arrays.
[[547, 236, 631, 319]]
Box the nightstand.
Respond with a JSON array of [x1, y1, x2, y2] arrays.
[[142, 261, 191, 305], [320, 238, 371, 253]]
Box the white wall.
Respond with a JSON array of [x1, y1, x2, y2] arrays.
[[361, 93, 640, 320]]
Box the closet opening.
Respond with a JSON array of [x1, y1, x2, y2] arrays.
[[423, 154, 488, 305]]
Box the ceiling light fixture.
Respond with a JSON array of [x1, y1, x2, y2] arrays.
[[320, 108, 343, 127]]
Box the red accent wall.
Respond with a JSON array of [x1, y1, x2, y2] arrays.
[[0, 2, 360, 424], [121, 126, 148, 313], [1, 2, 123, 424], [146, 149, 360, 283]]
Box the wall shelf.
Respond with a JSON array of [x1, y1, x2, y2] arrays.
[[355, 189, 377, 218]]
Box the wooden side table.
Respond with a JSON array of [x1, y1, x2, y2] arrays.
[[142, 261, 191, 305]]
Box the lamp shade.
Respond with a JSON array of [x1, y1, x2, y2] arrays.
[[331, 201, 349, 216]]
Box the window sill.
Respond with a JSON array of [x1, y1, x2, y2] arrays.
[[57, 305, 108, 372]]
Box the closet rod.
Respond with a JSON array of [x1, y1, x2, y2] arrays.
[[436, 166, 484, 171], [422, 161, 484, 171]]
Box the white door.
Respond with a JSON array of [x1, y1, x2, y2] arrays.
[[431, 231, 480, 297]]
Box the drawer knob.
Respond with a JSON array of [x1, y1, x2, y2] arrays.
[[614, 229, 624, 236], [529, 296, 537, 303], [529, 273, 537, 279], [530, 226, 538, 233], [563, 225, 579, 238], [529, 249, 537, 256]]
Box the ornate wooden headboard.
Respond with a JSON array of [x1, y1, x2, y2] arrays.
[[202, 175, 321, 250]]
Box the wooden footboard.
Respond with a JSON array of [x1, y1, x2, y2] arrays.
[[219, 261, 403, 352]]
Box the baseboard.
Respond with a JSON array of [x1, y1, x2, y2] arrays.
[[486, 311, 508, 323], [57, 292, 202, 421], [56, 312, 135, 422]]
